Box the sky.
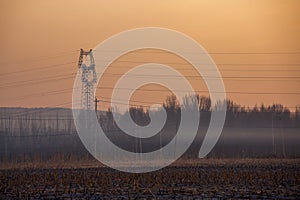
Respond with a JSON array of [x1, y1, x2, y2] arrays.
[[0, 0, 299, 111]]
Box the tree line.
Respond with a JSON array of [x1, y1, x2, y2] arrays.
[[0, 95, 299, 136]]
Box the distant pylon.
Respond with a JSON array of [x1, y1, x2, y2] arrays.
[[78, 49, 97, 110]]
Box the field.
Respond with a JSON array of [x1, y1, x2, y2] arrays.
[[0, 159, 299, 199]]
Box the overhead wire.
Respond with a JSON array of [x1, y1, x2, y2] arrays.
[[0, 50, 79, 66], [0, 61, 77, 77], [96, 86, 300, 95], [0, 48, 299, 113]]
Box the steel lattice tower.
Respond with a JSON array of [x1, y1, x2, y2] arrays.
[[78, 49, 97, 110]]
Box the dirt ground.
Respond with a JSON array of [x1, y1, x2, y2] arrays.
[[0, 159, 299, 199]]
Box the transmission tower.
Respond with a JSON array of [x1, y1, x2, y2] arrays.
[[78, 49, 97, 110]]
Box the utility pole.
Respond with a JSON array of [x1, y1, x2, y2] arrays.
[[94, 97, 100, 112], [92, 97, 100, 157], [94, 97, 100, 119]]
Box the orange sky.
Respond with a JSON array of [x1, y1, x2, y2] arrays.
[[0, 0, 299, 110]]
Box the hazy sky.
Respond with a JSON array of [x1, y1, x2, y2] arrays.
[[0, 0, 299, 110]]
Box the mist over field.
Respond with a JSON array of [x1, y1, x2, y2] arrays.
[[1, 97, 299, 162]]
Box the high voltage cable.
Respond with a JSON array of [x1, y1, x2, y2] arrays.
[[0, 73, 75, 87], [93, 49, 300, 55], [0, 50, 79, 65], [97, 86, 300, 95], [1, 60, 300, 77], [95, 72, 300, 79], [2, 83, 300, 104], [0, 75, 299, 90], [2, 48, 299, 66], [101, 67, 300, 72], [2, 96, 298, 119], [2, 73, 300, 89], [0, 74, 76, 88], [0, 61, 76, 77], [96, 95, 300, 109], [1, 61, 300, 77], [1, 84, 300, 106], [2, 70, 300, 88], [2, 72, 300, 90], [8, 87, 298, 117], [98, 95, 163, 105], [2, 99, 299, 120], [2, 48, 299, 117], [2, 88, 299, 118], [0, 88, 73, 103], [1, 51, 300, 76], [94, 60, 300, 66], [99, 77, 300, 82]]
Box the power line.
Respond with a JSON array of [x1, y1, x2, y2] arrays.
[[1, 54, 300, 77], [101, 67, 300, 72], [1, 89, 299, 118], [0, 61, 76, 77], [1, 84, 299, 108], [0, 59, 300, 79], [1, 95, 298, 119], [109, 72, 300, 79], [2, 71, 300, 89], [2, 48, 300, 67], [95, 72, 300, 79], [95, 59, 300, 66], [0, 50, 79, 65], [0, 72, 75, 87], [96, 95, 300, 110], [98, 95, 161, 105], [0, 88, 73, 103], [2, 85, 300, 109], [97, 86, 300, 95], [93, 49, 300, 55], [0, 74, 76, 89], [1, 61, 300, 78]]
